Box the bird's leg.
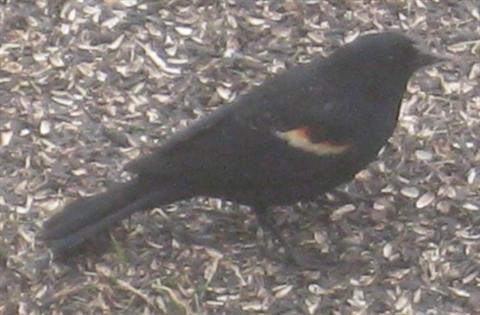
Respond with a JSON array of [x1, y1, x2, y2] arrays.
[[253, 207, 324, 269], [253, 206, 365, 270]]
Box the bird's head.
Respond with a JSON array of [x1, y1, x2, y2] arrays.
[[332, 32, 446, 79]]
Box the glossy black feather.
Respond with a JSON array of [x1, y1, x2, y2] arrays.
[[44, 32, 442, 257]]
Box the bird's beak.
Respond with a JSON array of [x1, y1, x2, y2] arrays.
[[414, 46, 449, 68]]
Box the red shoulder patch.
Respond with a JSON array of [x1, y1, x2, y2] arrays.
[[275, 126, 351, 156]]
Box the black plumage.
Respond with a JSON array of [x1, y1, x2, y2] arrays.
[[44, 32, 444, 267]]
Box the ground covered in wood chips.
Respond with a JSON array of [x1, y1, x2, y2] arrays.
[[1, 0, 479, 314]]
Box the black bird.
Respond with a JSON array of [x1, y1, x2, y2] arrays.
[[44, 32, 445, 267]]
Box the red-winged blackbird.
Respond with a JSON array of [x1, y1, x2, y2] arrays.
[[44, 32, 445, 267]]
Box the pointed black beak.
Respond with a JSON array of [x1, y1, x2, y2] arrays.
[[414, 47, 449, 68]]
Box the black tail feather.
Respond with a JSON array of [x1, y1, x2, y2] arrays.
[[43, 178, 187, 254], [47, 190, 173, 253]]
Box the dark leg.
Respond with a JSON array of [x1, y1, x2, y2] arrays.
[[253, 206, 332, 270], [252, 206, 372, 271]]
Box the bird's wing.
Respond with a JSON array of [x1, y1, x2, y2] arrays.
[[126, 60, 355, 178], [124, 104, 235, 175]]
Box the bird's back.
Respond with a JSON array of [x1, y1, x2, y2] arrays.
[[126, 54, 406, 206]]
